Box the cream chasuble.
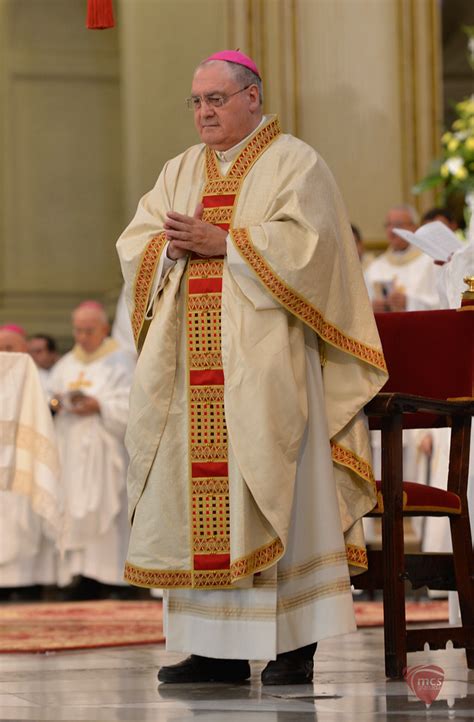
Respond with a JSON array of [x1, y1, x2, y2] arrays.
[[0, 353, 61, 586], [117, 116, 387, 656]]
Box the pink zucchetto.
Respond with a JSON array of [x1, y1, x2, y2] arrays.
[[203, 50, 261, 79], [0, 324, 26, 337]]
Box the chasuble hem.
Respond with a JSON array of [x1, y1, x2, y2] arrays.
[[124, 536, 284, 590]]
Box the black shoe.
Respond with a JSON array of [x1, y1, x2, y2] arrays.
[[59, 576, 103, 601], [157, 655, 250, 683], [261, 643, 317, 685], [1, 585, 43, 602]]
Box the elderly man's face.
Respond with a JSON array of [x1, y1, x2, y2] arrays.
[[0, 330, 27, 353], [191, 63, 261, 151], [28, 338, 56, 370], [72, 309, 109, 354], [384, 208, 417, 251]]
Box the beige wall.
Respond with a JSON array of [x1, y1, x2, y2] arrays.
[[0, 0, 124, 344], [118, 0, 229, 218], [297, 0, 441, 246], [0, 0, 442, 341]]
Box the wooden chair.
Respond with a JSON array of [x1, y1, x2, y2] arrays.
[[356, 308, 474, 679]]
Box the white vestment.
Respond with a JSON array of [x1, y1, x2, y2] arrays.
[[0, 353, 61, 586], [437, 240, 474, 309], [364, 247, 441, 311], [112, 286, 138, 360], [48, 339, 134, 585], [37, 366, 55, 396]]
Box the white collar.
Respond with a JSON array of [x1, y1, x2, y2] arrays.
[[214, 116, 268, 163]]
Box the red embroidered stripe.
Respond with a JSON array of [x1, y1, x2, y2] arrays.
[[188, 277, 223, 294], [203, 195, 236, 208], [188, 248, 230, 576], [192, 462, 228, 477], [190, 370, 225, 385], [193, 553, 230, 570]]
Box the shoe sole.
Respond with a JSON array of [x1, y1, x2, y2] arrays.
[[158, 668, 250, 684], [261, 674, 313, 686]]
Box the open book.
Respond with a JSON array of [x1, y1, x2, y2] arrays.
[[393, 221, 463, 262]]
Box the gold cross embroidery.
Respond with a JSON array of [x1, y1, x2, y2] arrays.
[[68, 371, 93, 391]]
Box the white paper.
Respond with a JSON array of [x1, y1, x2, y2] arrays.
[[393, 221, 463, 262]]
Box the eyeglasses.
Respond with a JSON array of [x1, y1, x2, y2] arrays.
[[185, 84, 252, 110]]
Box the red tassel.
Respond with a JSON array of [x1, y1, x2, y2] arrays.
[[86, 0, 115, 30]]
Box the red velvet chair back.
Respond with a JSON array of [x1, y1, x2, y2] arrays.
[[371, 309, 474, 429]]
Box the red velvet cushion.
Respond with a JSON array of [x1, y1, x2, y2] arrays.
[[371, 480, 461, 515], [370, 309, 474, 429]]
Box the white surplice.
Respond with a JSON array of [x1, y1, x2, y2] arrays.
[[0, 353, 61, 586], [48, 340, 134, 585]]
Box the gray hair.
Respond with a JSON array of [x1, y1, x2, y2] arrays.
[[199, 60, 263, 106], [389, 204, 420, 225]]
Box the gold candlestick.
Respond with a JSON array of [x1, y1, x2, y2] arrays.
[[461, 276, 474, 307]]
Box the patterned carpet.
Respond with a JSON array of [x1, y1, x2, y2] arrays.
[[0, 598, 449, 653], [354, 599, 449, 628], [0, 599, 164, 653]]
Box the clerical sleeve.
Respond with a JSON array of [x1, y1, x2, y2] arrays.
[[117, 146, 206, 350], [98, 353, 134, 439]]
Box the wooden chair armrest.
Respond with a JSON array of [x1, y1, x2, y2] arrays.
[[365, 392, 474, 418]]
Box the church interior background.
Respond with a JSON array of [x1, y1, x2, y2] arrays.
[[1, 2, 474, 720], [0, 0, 472, 348]]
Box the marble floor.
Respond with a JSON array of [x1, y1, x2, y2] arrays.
[[0, 626, 473, 721]]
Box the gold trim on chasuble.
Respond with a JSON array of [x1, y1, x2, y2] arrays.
[[228, 224, 384, 576], [230, 228, 387, 373], [331, 442, 375, 572], [126, 118, 284, 590], [330, 442, 375, 487], [131, 233, 167, 348]]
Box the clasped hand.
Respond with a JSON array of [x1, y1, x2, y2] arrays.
[[70, 394, 100, 416], [164, 203, 227, 260]]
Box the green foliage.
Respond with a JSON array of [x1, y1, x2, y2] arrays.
[[413, 97, 474, 201]]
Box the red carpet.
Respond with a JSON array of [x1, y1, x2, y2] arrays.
[[0, 599, 448, 653], [0, 599, 164, 653], [354, 600, 449, 628]]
